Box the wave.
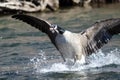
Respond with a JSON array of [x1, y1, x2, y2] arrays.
[[30, 49, 120, 73]]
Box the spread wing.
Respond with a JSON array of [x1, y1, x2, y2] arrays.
[[12, 14, 66, 61], [81, 18, 120, 55], [12, 14, 59, 47]]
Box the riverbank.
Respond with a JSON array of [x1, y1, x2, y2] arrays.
[[0, 0, 120, 14]]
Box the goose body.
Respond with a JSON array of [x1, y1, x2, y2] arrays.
[[56, 31, 86, 62], [12, 14, 120, 63]]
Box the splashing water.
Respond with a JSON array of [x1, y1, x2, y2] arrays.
[[30, 49, 120, 73]]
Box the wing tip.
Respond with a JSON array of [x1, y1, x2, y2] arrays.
[[95, 18, 120, 23], [12, 14, 20, 18], [12, 14, 28, 19]]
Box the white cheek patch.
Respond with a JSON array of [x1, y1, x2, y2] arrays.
[[50, 25, 59, 33]]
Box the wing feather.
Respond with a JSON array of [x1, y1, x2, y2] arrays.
[[12, 14, 66, 61], [12, 14, 58, 46], [81, 18, 120, 55]]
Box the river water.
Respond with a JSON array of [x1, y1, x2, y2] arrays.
[[0, 3, 120, 80]]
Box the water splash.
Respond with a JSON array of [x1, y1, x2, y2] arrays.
[[30, 50, 47, 69], [30, 49, 120, 73]]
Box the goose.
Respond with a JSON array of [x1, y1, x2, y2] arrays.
[[12, 14, 120, 63]]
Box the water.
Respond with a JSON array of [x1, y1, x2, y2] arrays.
[[0, 3, 120, 80]]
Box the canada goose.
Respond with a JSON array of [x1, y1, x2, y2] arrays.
[[12, 14, 120, 63]]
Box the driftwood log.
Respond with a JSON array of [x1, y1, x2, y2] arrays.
[[0, 0, 90, 13], [0, 0, 59, 12], [0, 0, 120, 13]]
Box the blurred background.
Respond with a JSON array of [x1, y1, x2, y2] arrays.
[[0, 0, 120, 14], [0, 0, 120, 80]]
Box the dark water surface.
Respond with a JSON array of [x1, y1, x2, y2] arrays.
[[0, 3, 120, 80]]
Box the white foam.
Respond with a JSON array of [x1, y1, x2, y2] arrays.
[[30, 49, 120, 73]]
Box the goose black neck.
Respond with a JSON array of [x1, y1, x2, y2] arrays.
[[57, 26, 65, 34]]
